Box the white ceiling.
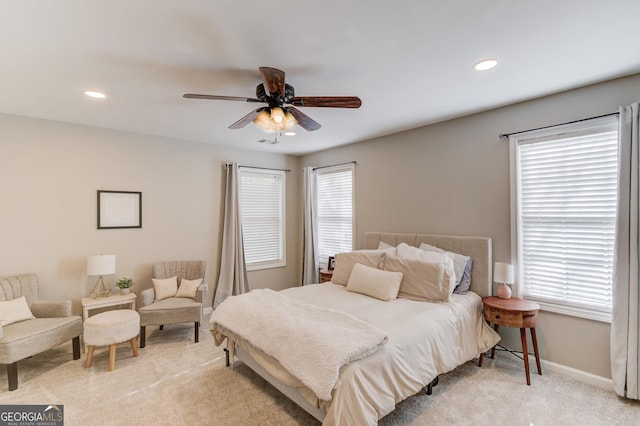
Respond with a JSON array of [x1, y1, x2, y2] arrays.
[[1, 1, 639, 156]]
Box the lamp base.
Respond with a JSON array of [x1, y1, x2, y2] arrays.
[[497, 283, 512, 299], [91, 276, 112, 299]]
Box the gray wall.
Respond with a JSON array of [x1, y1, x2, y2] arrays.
[[3, 73, 638, 380], [300, 73, 640, 378], [0, 114, 302, 312]]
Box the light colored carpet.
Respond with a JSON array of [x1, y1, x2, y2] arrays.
[[1, 324, 639, 425]]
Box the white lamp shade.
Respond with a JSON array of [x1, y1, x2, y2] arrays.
[[494, 262, 514, 285], [87, 254, 116, 276]]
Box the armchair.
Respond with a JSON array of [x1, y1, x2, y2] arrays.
[[0, 274, 82, 391], [138, 260, 206, 348]]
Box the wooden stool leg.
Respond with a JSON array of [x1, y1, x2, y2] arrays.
[[85, 346, 95, 368], [520, 328, 531, 385], [491, 324, 500, 359], [530, 327, 542, 375], [130, 338, 139, 357], [109, 344, 116, 371]]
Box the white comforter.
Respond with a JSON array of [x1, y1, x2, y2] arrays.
[[209, 288, 388, 401], [211, 284, 500, 426]]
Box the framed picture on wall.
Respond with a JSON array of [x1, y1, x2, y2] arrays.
[[328, 256, 336, 270], [97, 190, 142, 229]]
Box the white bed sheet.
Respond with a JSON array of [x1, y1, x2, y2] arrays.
[[214, 283, 500, 426]]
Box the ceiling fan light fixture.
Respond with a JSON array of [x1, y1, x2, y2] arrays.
[[253, 107, 298, 133], [283, 111, 297, 130], [253, 109, 272, 131], [270, 107, 285, 124]]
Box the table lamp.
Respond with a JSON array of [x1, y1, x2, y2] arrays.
[[494, 262, 514, 299], [87, 254, 116, 298]]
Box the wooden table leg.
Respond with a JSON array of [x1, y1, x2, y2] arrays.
[[520, 328, 531, 385], [530, 327, 542, 375]]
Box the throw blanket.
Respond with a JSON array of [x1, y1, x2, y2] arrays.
[[209, 288, 388, 401]]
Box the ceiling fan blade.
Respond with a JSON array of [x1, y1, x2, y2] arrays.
[[228, 108, 262, 129], [287, 106, 321, 131], [183, 94, 262, 103], [259, 67, 285, 99], [289, 96, 362, 108]]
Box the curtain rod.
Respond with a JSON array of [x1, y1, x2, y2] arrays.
[[313, 161, 357, 171], [225, 163, 291, 172], [499, 111, 619, 139]]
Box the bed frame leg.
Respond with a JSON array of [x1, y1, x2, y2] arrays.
[[424, 376, 439, 395], [224, 348, 229, 367]]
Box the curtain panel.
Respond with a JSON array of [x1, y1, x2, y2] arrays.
[[213, 163, 249, 307], [301, 166, 318, 285], [611, 102, 640, 399]]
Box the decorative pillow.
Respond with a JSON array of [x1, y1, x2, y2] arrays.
[[175, 277, 203, 299], [397, 243, 451, 264], [152, 276, 178, 301], [0, 296, 35, 326], [346, 263, 402, 301], [419, 243, 473, 294], [453, 258, 473, 295], [377, 241, 395, 250], [332, 249, 391, 285], [383, 254, 454, 302]]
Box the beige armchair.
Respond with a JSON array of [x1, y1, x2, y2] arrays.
[[0, 274, 82, 391], [138, 261, 206, 348]]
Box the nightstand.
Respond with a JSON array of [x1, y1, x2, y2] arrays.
[[81, 292, 137, 321], [319, 269, 333, 283], [479, 296, 542, 385]]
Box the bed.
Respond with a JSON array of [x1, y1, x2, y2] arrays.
[[210, 232, 500, 425]]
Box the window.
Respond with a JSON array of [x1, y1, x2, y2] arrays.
[[238, 168, 285, 270], [510, 116, 619, 322], [315, 164, 354, 268]]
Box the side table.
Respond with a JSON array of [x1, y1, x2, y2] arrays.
[[319, 269, 334, 283], [81, 292, 137, 321], [479, 296, 542, 385]]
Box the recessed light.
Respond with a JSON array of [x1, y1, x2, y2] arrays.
[[84, 90, 106, 99], [284, 131, 296, 136], [473, 59, 498, 71]]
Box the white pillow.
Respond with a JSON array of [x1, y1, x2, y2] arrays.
[[377, 241, 395, 251], [384, 254, 454, 302], [346, 263, 402, 301], [175, 278, 203, 299], [332, 249, 391, 285], [152, 276, 178, 301], [0, 296, 35, 326], [419, 243, 470, 289], [397, 243, 456, 281], [397, 243, 448, 262]]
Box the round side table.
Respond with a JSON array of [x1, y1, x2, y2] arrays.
[[479, 296, 542, 385]]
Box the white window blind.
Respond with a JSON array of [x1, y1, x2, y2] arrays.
[[238, 168, 285, 270], [315, 164, 354, 267], [511, 117, 619, 321]]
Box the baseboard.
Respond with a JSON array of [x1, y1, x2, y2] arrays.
[[538, 358, 614, 391], [495, 351, 614, 391]]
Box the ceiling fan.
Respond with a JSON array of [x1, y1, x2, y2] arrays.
[[183, 67, 362, 133]]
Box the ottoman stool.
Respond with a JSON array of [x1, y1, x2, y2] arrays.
[[84, 309, 140, 371]]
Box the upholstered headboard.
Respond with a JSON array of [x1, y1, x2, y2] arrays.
[[364, 232, 493, 297]]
